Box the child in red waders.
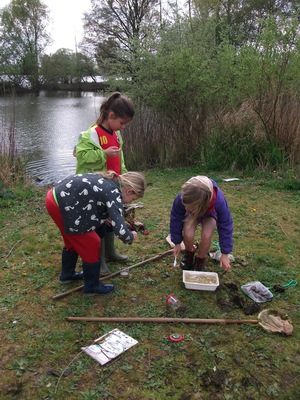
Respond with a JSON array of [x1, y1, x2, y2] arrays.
[[46, 171, 146, 295]]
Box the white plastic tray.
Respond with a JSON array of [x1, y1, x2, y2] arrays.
[[183, 271, 219, 291]]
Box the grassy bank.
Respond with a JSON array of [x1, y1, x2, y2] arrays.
[[1, 168, 299, 399]]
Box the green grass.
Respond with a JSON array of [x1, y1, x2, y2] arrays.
[[0, 168, 299, 399]]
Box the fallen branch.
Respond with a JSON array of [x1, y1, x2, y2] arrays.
[[54, 350, 82, 394], [277, 220, 291, 240], [52, 249, 173, 301], [2, 239, 24, 259]]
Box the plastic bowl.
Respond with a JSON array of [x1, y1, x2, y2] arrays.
[[183, 271, 219, 291]]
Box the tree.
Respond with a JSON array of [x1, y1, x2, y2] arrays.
[[40, 49, 99, 86], [0, 0, 51, 91], [192, 0, 300, 46], [80, 0, 160, 81], [124, 1, 300, 167]]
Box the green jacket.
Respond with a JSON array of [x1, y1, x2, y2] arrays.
[[75, 125, 127, 174]]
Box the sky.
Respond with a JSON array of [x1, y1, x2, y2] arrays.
[[0, 0, 92, 53]]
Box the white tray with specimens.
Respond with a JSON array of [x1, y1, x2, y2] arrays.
[[183, 271, 219, 291]]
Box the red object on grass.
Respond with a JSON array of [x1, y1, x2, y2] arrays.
[[169, 333, 184, 342]]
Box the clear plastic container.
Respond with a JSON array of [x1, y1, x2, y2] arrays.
[[166, 294, 181, 310], [120, 268, 129, 278]]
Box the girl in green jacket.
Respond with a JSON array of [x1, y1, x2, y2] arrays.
[[75, 92, 134, 275], [75, 92, 135, 274]]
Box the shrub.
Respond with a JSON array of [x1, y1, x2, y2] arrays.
[[201, 126, 287, 172]]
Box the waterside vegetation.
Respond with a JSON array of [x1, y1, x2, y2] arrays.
[[1, 1, 299, 171]]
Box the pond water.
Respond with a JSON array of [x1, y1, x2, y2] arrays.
[[0, 91, 106, 185]]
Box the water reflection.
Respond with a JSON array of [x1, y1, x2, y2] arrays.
[[0, 91, 105, 185]]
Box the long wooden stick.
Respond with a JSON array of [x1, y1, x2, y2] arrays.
[[52, 249, 173, 301], [66, 316, 259, 324]]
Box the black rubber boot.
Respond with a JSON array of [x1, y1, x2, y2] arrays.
[[194, 256, 206, 271], [180, 250, 195, 270], [105, 231, 128, 262], [82, 261, 115, 296], [59, 248, 83, 284]]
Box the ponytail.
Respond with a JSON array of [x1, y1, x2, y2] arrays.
[[96, 92, 135, 125]]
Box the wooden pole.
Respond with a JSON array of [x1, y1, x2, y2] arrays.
[[52, 249, 173, 301], [66, 316, 259, 324]]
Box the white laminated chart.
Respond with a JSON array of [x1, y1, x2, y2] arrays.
[[81, 329, 138, 365]]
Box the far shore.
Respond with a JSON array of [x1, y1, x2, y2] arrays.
[[0, 81, 120, 95]]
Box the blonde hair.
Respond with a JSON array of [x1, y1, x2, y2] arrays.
[[98, 170, 119, 180], [98, 171, 146, 197], [119, 172, 146, 197], [182, 176, 213, 221]]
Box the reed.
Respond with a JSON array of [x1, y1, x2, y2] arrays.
[[124, 104, 206, 169], [0, 118, 26, 187], [124, 93, 299, 172]]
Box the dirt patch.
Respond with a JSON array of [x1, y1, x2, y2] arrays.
[[216, 283, 261, 315], [201, 369, 227, 387]]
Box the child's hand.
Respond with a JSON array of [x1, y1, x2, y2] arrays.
[[219, 254, 231, 272], [105, 146, 121, 158], [131, 231, 138, 240]]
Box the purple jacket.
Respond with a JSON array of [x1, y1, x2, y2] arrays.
[[170, 180, 233, 254]]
